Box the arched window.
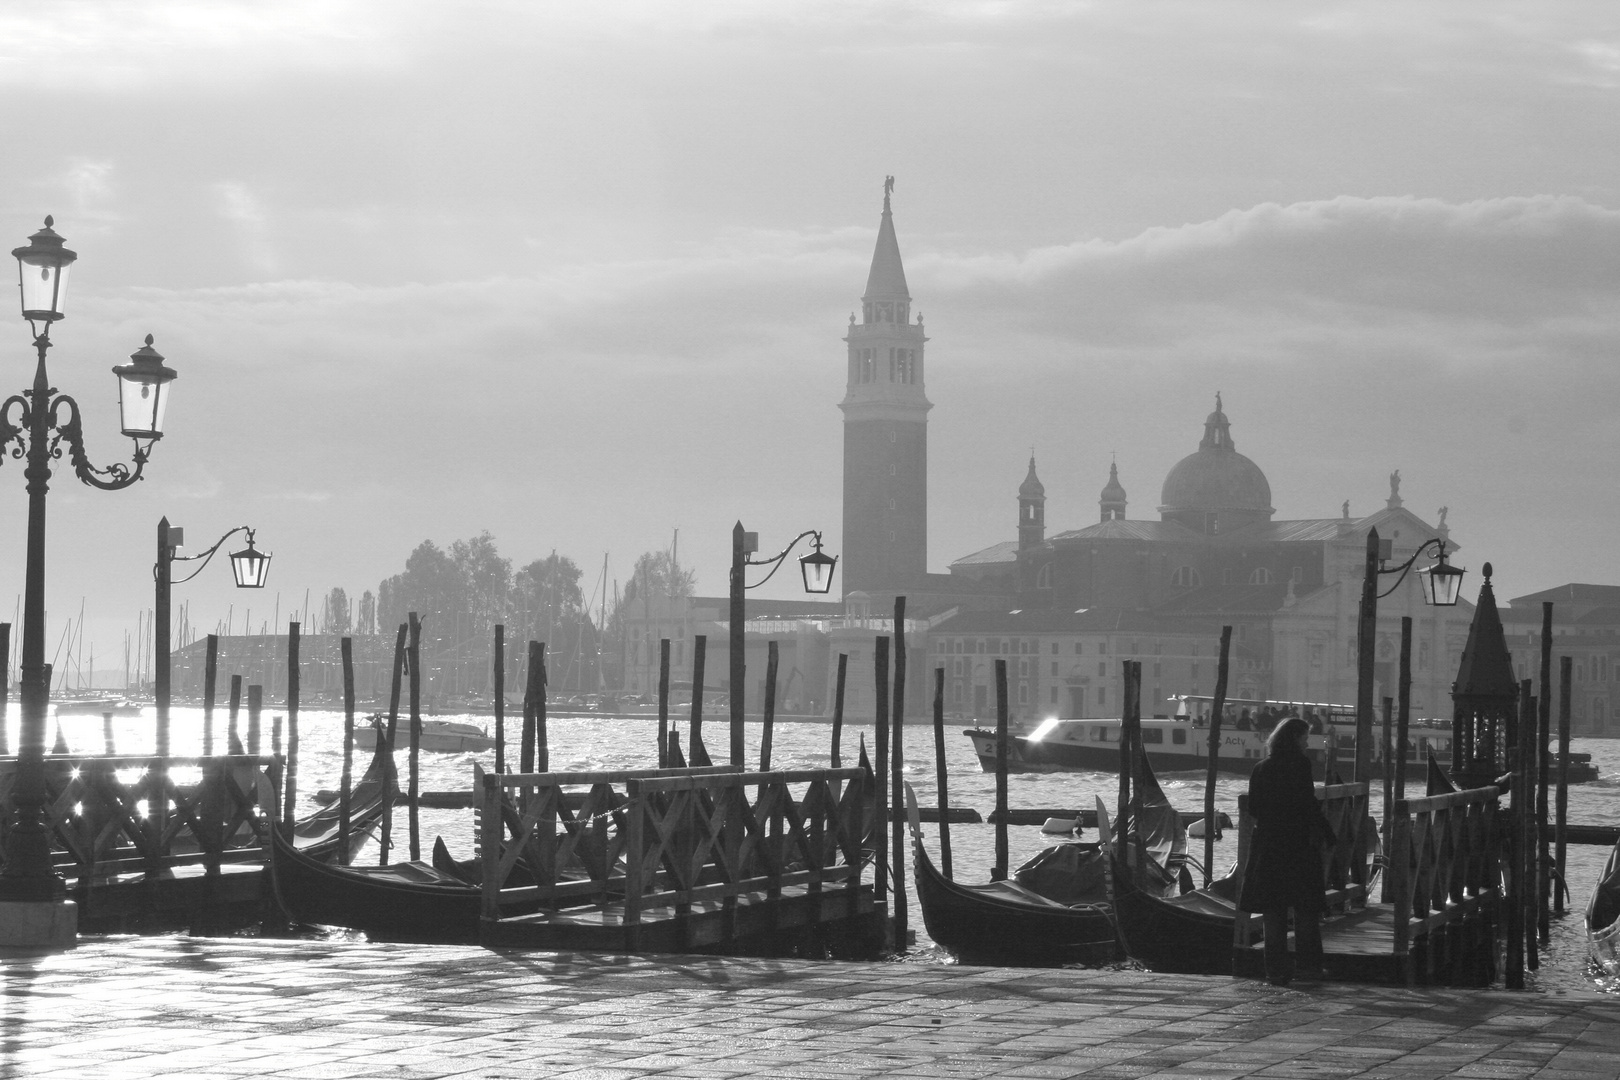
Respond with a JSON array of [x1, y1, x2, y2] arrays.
[[1249, 568, 1273, 585], [1172, 566, 1201, 588], [1035, 563, 1053, 589]]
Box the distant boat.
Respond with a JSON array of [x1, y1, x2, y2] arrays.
[[354, 718, 495, 754], [52, 698, 142, 716]]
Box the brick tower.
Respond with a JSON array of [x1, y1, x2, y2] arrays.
[[840, 178, 931, 599]]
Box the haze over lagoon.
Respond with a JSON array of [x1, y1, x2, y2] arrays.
[[1, 3, 1618, 677]]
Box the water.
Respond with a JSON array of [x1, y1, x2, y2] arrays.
[[20, 705, 1620, 993]]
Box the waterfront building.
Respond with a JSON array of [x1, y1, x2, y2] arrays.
[[1501, 584, 1620, 736]]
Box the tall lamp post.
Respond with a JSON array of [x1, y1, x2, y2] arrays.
[[1354, 526, 1466, 780], [728, 522, 836, 766], [155, 521, 270, 756], [0, 217, 178, 947]]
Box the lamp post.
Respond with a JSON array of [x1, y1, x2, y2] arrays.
[[155, 521, 270, 755], [728, 522, 836, 766], [1354, 526, 1465, 781], [0, 218, 177, 947]]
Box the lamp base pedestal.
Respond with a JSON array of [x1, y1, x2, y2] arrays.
[[0, 899, 78, 951]]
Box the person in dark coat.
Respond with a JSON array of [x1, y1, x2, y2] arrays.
[[1238, 715, 1334, 985]]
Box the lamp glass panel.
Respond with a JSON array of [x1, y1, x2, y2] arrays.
[[231, 548, 270, 588], [799, 551, 836, 594], [17, 260, 69, 319], [117, 373, 170, 438], [1419, 563, 1465, 607]]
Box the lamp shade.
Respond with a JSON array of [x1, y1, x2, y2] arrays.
[[111, 335, 178, 440], [798, 538, 837, 594], [230, 535, 271, 589], [1418, 554, 1466, 607], [12, 216, 77, 323]]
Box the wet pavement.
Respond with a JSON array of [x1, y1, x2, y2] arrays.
[[1, 936, 1617, 1079]]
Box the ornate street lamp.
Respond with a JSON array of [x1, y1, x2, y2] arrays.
[[155, 523, 270, 756], [0, 217, 177, 948], [1353, 528, 1465, 781], [729, 523, 837, 765]]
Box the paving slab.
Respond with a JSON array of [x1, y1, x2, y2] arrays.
[[0, 937, 1617, 1079]]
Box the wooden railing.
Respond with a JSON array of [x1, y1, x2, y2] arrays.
[[479, 765, 872, 946], [1232, 781, 1375, 948], [1385, 785, 1500, 964], [0, 754, 279, 881]]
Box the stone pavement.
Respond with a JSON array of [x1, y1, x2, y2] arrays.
[[1, 937, 1617, 1079]]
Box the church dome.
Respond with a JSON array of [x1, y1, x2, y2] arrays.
[[1158, 394, 1273, 516], [1019, 456, 1045, 499]]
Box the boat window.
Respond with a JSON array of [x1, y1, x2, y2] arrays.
[[1141, 728, 1163, 744], [1172, 729, 1187, 745]]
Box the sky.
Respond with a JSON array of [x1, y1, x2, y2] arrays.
[[0, 1, 1617, 683]]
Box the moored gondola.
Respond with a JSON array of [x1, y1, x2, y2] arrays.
[[1586, 836, 1620, 977], [904, 783, 1119, 967]]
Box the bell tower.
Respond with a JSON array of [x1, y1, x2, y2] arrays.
[[840, 178, 931, 599]]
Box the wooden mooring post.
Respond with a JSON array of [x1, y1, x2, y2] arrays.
[[657, 639, 670, 768], [227, 675, 243, 754], [493, 624, 506, 776], [247, 683, 262, 756], [1203, 626, 1230, 887], [873, 636, 890, 918], [0, 621, 9, 756], [378, 621, 407, 865], [203, 633, 218, 757], [829, 653, 847, 768], [687, 635, 704, 763], [760, 641, 778, 771], [339, 636, 355, 864], [283, 621, 301, 830], [993, 656, 1009, 882], [932, 665, 952, 879], [890, 595, 907, 949], [1537, 602, 1553, 947], [408, 612, 422, 861], [1555, 656, 1572, 913]]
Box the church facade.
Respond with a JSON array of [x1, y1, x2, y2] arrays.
[[934, 399, 1476, 723]]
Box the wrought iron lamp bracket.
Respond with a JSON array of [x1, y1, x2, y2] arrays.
[[0, 393, 28, 463], [1375, 536, 1446, 600], [743, 529, 822, 591], [48, 393, 147, 491], [167, 525, 255, 584]]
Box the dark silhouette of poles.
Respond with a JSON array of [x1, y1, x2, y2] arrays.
[[227, 675, 243, 755], [1506, 679, 1529, 988], [993, 657, 1009, 882], [1537, 601, 1553, 946], [0, 623, 8, 757], [890, 596, 908, 949], [657, 639, 670, 768], [247, 683, 262, 755], [1203, 626, 1231, 887], [689, 635, 705, 756], [522, 640, 542, 772], [283, 622, 301, 830], [931, 665, 951, 879], [874, 636, 890, 921], [407, 612, 422, 861], [1396, 617, 1412, 808], [378, 623, 406, 865], [203, 634, 218, 756], [532, 643, 549, 772], [729, 522, 747, 767], [338, 636, 355, 864], [760, 641, 778, 771], [829, 653, 847, 768], [1555, 656, 1572, 913], [155, 517, 174, 758], [493, 624, 505, 775]]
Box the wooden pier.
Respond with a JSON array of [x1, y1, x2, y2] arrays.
[[1232, 781, 1501, 985], [479, 764, 882, 957], [0, 753, 280, 932]]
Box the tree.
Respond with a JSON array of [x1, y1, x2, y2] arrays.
[[325, 587, 352, 636], [358, 590, 377, 636]]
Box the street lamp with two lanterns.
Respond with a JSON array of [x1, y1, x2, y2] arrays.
[[0, 217, 178, 947]]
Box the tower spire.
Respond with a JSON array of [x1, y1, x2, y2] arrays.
[[1019, 455, 1046, 549]]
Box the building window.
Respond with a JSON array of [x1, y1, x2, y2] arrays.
[[1097, 687, 1106, 705], [1035, 563, 1053, 589], [1051, 662, 1058, 677], [1018, 683, 1029, 704], [1075, 642, 1083, 654], [1249, 568, 1273, 585], [1291, 566, 1304, 584], [1050, 642, 1059, 655], [1171, 566, 1201, 588], [1050, 686, 1058, 703], [1097, 662, 1106, 677]]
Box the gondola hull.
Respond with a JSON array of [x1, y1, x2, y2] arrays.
[[1109, 848, 1240, 974], [1586, 837, 1620, 977], [269, 825, 483, 943]]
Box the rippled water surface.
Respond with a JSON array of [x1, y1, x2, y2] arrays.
[[22, 704, 1620, 993]]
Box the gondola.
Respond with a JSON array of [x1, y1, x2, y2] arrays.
[[287, 733, 399, 861], [903, 783, 1120, 967], [1586, 836, 1620, 978], [1102, 746, 1245, 974], [268, 824, 487, 943], [1102, 796, 1241, 974]]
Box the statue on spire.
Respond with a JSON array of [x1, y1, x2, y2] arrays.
[[1387, 469, 1402, 509]]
